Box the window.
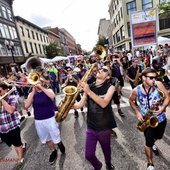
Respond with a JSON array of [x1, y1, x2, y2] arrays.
[[0, 23, 6, 38], [3, 25, 10, 39], [0, 44, 8, 56], [30, 42, 34, 53], [116, 30, 121, 42], [127, 22, 131, 37], [40, 34, 43, 41], [34, 43, 38, 53], [9, 26, 15, 39], [36, 33, 39, 41], [1, 6, 7, 19], [7, 9, 12, 21], [24, 41, 28, 53], [142, 0, 153, 10], [32, 31, 35, 39], [20, 26, 24, 36], [12, 27, 18, 39], [127, 1, 136, 14], [159, 18, 170, 29], [39, 44, 42, 54], [120, 7, 123, 18], [120, 25, 125, 39], [26, 29, 30, 38], [43, 36, 46, 42]]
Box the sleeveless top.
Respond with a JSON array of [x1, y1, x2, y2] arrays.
[[137, 85, 166, 123], [33, 91, 55, 120], [87, 81, 117, 131]]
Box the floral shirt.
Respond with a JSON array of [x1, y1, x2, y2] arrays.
[[137, 85, 166, 123]]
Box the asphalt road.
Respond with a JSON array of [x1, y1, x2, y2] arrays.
[[0, 83, 170, 170]]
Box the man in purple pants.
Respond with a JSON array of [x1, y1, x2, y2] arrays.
[[73, 66, 116, 170]]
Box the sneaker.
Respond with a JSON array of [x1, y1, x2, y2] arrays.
[[27, 111, 31, 116], [12, 158, 24, 170], [49, 149, 57, 165], [147, 163, 155, 170], [22, 143, 27, 155], [152, 144, 159, 156], [106, 163, 115, 170], [74, 110, 79, 118], [58, 141, 65, 154], [20, 116, 25, 122], [118, 109, 125, 117], [111, 130, 117, 138]]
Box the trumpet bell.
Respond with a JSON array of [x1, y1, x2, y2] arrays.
[[27, 72, 40, 85], [94, 45, 106, 59]]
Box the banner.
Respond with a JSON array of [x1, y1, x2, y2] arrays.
[[130, 8, 158, 47]]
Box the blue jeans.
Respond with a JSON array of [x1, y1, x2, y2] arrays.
[[85, 128, 112, 170]]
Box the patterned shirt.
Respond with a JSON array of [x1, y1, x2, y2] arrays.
[[0, 95, 20, 133], [137, 85, 166, 123]]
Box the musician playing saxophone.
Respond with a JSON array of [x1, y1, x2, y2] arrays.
[[73, 66, 116, 170], [129, 68, 170, 170]]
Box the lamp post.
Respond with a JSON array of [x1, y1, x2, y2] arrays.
[[4, 40, 16, 72]]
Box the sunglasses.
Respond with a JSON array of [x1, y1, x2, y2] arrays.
[[102, 68, 109, 72], [146, 76, 156, 80]]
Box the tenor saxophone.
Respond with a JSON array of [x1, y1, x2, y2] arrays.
[[137, 88, 165, 132], [55, 63, 97, 122]]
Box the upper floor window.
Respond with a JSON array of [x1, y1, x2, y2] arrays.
[[26, 29, 30, 38], [36, 33, 39, 41], [1, 6, 8, 19], [142, 0, 153, 10], [20, 26, 24, 36], [0, 23, 7, 38], [127, 1, 136, 15], [31, 31, 35, 39], [7, 9, 12, 21]]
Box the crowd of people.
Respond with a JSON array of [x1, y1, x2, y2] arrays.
[[0, 43, 170, 170]]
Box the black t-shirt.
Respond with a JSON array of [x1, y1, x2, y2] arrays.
[[127, 66, 138, 79], [87, 81, 117, 131]]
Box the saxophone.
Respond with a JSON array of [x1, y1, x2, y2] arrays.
[[137, 88, 165, 132], [55, 63, 97, 122]]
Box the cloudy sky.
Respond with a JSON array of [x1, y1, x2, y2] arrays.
[[13, 0, 110, 51]]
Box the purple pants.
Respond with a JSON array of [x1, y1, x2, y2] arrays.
[[85, 128, 112, 170]]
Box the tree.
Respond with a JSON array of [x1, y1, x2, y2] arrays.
[[96, 37, 108, 46], [45, 43, 63, 59], [158, 2, 170, 13]]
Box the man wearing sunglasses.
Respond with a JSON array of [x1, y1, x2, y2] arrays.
[[0, 83, 26, 169], [129, 67, 170, 170], [73, 66, 116, 170]]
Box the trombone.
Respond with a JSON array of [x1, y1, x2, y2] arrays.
[[0, 87, 17, 100]]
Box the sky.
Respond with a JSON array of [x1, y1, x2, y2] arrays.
[[13, 0, 110, 51]]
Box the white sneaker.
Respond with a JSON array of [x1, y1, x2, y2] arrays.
[[152, 144, 159, 156], [147, 164, 155, 170]]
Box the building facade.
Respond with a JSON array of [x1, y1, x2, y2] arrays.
[[15, 16, 49, 59], [0, 0, 24, 75], [108, 0, 170, 51], [61, 28, 77, 55]]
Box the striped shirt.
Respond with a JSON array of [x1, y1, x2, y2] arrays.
[[0, 95, 20, 133]]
